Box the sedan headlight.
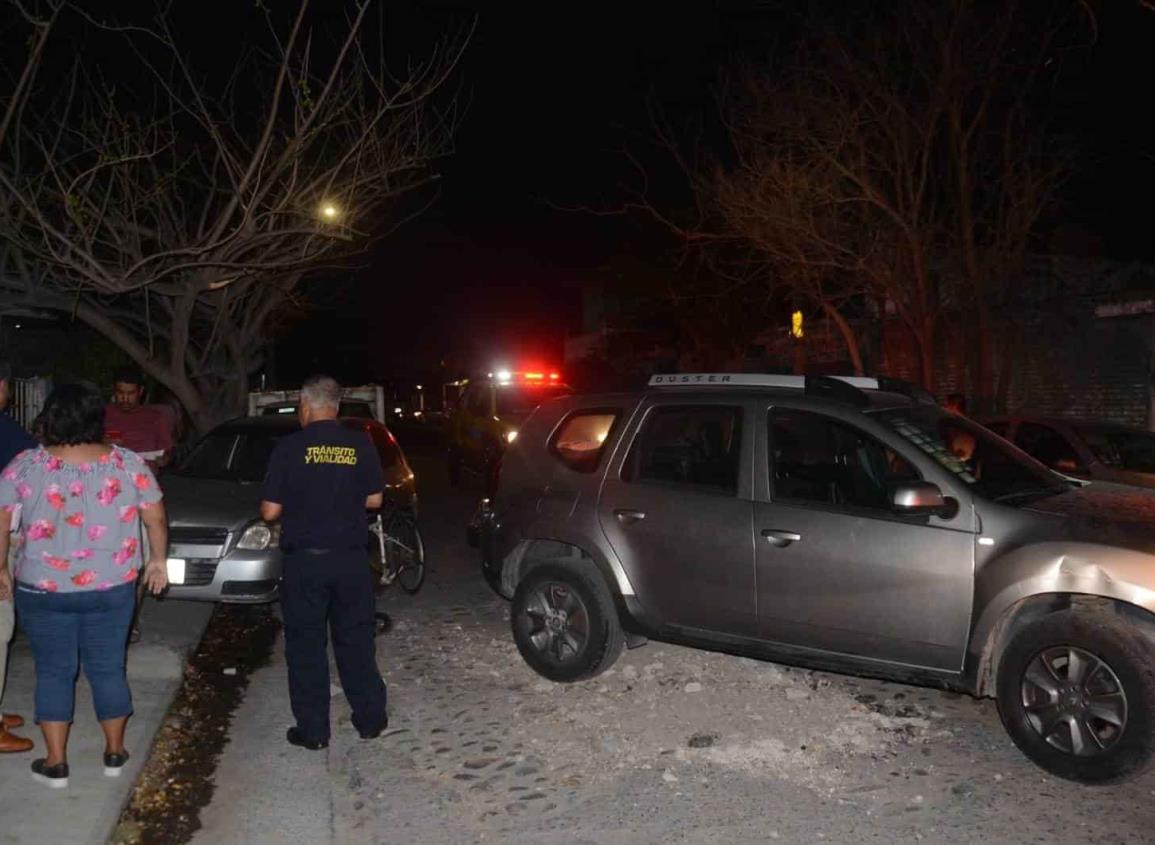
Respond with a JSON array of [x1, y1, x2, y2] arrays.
[[236, 521, 281, 551], [505, 429, 519, 444]]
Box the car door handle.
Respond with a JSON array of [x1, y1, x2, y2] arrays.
[[614, 509, 647, 525], [761, 529, 801, 547]]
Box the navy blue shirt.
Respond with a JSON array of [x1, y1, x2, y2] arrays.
[[0, 411, 36, 471], [262, 419, 384, 551]]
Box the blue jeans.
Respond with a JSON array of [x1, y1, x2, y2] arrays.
[[15, 582, 135, 723]]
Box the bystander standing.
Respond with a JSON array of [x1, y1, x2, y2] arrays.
[[0, 361, 35, 753]]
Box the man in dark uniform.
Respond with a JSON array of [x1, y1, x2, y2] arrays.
[[260, 374, 387, 750]]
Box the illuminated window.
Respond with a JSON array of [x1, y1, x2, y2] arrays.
[[791, 310, 804, 339]]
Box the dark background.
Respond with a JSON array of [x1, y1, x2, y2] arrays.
[[278, 1, 1155, 386]]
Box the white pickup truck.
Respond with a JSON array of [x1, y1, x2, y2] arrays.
[[247, 385, 387, 423]]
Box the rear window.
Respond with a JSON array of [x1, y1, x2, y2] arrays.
[[551, 411, 618, 473]]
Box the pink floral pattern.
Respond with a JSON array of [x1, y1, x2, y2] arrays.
[[96, 477, 122, 506], [46, 484, 66, 511], [27, 520, 55, 541], [0, 446, 162, 593], [41, 553, 70, 572]]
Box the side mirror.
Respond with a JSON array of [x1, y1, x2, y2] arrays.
[[891, 481, 958, 519]]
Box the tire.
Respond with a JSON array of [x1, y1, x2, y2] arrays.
[[995, 609, 1155, 784], [385, 510, 425, 595], [510, 561, 624, 683]]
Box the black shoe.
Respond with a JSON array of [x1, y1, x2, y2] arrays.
[[104, 750, 130, 777], [358, 714, 388, 740], [31, 758, 69, 789], [286, 727, 328, 750]]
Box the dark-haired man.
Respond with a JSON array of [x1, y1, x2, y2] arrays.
[[104, 367, 173, 472], [105, 367, 173, 643], [0, 361, 35, 753]]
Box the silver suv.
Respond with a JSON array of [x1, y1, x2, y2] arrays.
[[473, 374, 1155, 784]]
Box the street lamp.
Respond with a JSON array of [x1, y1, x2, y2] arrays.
[[319, 202, 340, 222]]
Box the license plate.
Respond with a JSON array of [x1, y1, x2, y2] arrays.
[[166, 558, 186, 585]]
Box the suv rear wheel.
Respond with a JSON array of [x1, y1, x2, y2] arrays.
[[996, 609, 1155, 784], [511, 561, 624, 683]]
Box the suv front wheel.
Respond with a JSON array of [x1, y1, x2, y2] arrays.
[[511, 561, 624, 683], [996, 609, 1155, 784]]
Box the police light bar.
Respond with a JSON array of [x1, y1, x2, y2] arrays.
[[647, 373, 880, 389], [492, 369, 564, 385]]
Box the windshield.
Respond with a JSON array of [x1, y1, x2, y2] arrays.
[[876, 406, 1068, 503], [174, 430, 284, 482], [1077, 426, 1155, 474], [496, 384, 571, 416]]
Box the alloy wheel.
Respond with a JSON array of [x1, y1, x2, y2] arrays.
[[1020, 645, 1128, 757]]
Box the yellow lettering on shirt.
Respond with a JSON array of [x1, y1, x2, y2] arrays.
[[304, 445, 359, 466]]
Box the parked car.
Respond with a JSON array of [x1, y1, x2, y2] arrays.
[[163, 415, 416, 603], [985, 415, 1155, 490], [473, 373, 1155, 783], [447, 369, 572, 487]]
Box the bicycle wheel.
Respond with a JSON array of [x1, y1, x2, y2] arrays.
[[367, 513, 387, 589], [385, 510, 425, 594]]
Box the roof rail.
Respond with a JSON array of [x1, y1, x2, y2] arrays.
[[646, 372, 940, 409], [804, 375, 871, 407], [647, 373, 879, 389]]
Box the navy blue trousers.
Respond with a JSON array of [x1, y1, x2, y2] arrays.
[[280, 550, 387, 742]]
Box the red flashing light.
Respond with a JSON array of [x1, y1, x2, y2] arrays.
[[549, 373, 560, 380], [524, 372, 545, 380]]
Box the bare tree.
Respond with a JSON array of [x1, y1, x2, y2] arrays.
[[702, 1, 1082, 394], [0, 1, 468, 430]]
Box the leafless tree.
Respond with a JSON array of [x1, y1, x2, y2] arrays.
[[0, 1, 468, 430], [711, 1, 1082, 396]]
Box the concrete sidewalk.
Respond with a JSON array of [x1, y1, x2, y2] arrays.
[[0, 597, 213, 845]]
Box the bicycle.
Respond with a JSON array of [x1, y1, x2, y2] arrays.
[[368, 506, 425, 594]]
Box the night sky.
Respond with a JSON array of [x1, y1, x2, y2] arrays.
[[67, 1, 1151, 387]]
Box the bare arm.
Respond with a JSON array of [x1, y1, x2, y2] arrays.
[[0, 509, 11, 601], [139, 501, 169, 595], [260, 500, 283, 522]]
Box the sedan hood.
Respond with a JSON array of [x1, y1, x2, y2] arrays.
[[163, 475, 262, 532], [1026, 482, 1155, 554]]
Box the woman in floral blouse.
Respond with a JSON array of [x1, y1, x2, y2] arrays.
[[0, 383, 168, 789]]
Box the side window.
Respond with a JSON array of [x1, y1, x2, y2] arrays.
[[624, 405, 743, 493], [551, 411, 618, 473], [1014, 423, 1082, 472], [770, 409, 918, 511]]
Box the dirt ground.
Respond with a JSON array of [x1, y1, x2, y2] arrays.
[[190, 446, 1155, 845]]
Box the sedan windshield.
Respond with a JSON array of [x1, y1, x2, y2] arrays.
[[875, 406, 1068, 503], [174, 431, 283, 483], [1076, 426, 1155, 474]]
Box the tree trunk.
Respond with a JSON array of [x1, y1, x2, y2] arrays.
[[821, 302, 865, 376]]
